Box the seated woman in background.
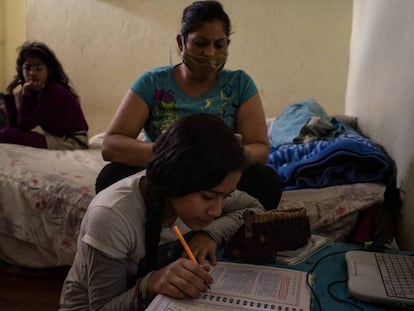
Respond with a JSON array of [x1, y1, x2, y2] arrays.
[[96, 0, 282, 210], [59, 113, 265, 310], [0, 41, 89, 149]]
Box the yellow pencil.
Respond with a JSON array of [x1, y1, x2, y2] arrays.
[[173, 225, 197, 263]]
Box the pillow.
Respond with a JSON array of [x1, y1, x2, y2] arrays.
[[330, 114, 359, 132], [88, 132, 105, 149], [269, 98, 329, 147]]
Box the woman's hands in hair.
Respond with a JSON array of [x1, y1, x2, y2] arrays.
[[5, 76, 22, 94], [146, 258, 213, 299], [187, 231, 218, 266]]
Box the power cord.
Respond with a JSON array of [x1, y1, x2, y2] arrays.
[[305, 249, 366, 311], [327, 280, 365, 311]]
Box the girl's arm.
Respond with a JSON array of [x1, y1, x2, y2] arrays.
[[85, 245, 141, 310], [189, 190, 265, 264], [203, 190, 265, 244], [3, 94, 18, 127], [3, 76, 22, 127], [17, 82, 75, 131], [84, 245, 212, 310]]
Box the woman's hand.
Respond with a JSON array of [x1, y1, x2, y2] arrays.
[[188, 231, 218, 265], [146, 258, 213, 299], [22, 79, 45, 95], [5, 76, 22, 94]]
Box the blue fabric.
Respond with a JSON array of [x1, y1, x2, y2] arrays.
[[293, 243, 410, 311], [130, 66, 257, 141], [267, 132, 392, 190], [218, 242, 409, 310], [269, 98, 330, 147], [323, 117, 359, 139]]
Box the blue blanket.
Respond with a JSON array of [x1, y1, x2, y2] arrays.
[[267, 132, 392, 190]]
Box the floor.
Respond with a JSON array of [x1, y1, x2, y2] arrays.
[[0, 261, 70, 311]]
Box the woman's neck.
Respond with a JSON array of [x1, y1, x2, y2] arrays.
[[174, 63, 217, 97]]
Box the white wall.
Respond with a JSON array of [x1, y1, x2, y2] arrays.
[[346, 0, 414, 250], [25, 0, 352, 135]]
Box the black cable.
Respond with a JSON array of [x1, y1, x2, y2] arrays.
[[327, 280, 365, 311], [305, 248, 366, 311]]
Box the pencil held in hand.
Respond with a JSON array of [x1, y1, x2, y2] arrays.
[[173, 225, 197, 263]]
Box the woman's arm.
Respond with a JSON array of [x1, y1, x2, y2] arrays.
[[102, 89, 154, 167], [236, 93, 270, 165]]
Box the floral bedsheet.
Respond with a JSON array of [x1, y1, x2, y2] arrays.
[[278, 182, 385, 240], [0, 142, 107, 266]]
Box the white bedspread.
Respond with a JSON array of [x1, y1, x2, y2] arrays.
[[279, 183, 385, 240], [0, 135, 386, 267], [0, 143, 107, 266]]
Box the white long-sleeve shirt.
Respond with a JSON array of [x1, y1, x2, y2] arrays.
[[59, 171, 264, 310]]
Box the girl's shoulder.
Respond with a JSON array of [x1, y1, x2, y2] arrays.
[[43, 82, 79, 102], [44, 81, 72, 94]]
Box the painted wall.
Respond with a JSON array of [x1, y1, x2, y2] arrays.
[[0, 0, 26, 91], [25, 0, 352, 136], [18, 0, 414, 250], [346, 0, 414, 250]]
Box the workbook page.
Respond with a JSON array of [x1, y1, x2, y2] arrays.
[[146, 261, 311, 311]]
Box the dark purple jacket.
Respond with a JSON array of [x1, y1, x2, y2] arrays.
[[3, 81, 88, 135]]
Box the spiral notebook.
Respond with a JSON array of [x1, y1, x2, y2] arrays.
[[146, 261, 311, 311]]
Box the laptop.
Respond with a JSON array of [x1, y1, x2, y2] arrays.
[[345, 250, 414, 309]]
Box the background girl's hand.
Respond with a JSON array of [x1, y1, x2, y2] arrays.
[[5, 76, 22, 94], [146, 258, 213, 299], [188, 232, 218, 265], [22, 79, 45, 94]]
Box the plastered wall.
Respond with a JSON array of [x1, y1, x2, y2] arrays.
[[25, 0, 352, 136], [0, 0, 25, 91], [16, 0, 414, 249], [346, 0, 414, 250]]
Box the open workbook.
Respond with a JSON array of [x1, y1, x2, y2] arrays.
[[146, 261, 312, 311]]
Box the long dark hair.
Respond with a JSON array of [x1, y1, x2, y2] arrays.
[[144, 113, 245, 271], [181, 1, 232, 45], [16, 41, 78, 98]]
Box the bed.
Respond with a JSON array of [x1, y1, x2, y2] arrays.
[[0, 134, 107, 268], [0, 100, 396, 268], [267, 99, 396, 243]]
